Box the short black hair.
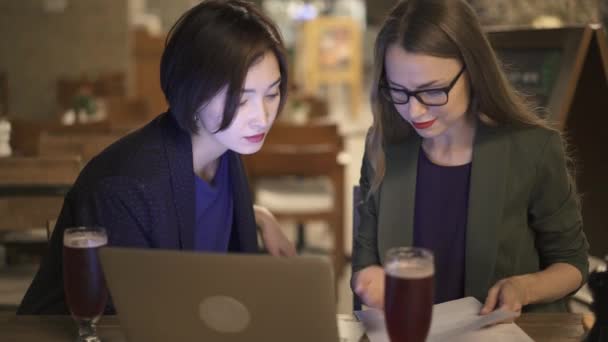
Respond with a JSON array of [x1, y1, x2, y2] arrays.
[[160, 0, 288, 134]]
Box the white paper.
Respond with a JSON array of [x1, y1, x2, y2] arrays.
[[355, 297, 533, 342], [337, 314, 366, 342]]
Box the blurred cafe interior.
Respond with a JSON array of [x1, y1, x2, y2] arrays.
[[1, 0, 608, 337]]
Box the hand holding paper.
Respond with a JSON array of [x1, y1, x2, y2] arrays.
[[481, 277, 527, 318], [355, 297, 533, 342]]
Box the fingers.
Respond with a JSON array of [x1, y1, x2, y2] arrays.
[[354, 277, 384, 309], [482, 278, 525, 316], [498, 301, 522, 315], [277, 235, 297, 257], [354, 272, 374, 303], [272, 246, 296, 257], [267, 246, 281, 257], [481, 283, 501, 315], [355, 285, 379, 309], [354, 277, 368, 296], [281, 242, 297, 257], [352, 266, 387, 308], [365, 288, 384, 309]]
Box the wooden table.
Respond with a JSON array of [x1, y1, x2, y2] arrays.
[[515, 313, 586, 341], [0, 312, 125, 341], [0, 311, 586, 341]]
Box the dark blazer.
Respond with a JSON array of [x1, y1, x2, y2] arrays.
[[18, 112, 259, 315], [352, 123, 589, 312]]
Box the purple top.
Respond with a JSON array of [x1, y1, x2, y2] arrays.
[[194, 152, 233, 252], [413, 149, 471, 304]]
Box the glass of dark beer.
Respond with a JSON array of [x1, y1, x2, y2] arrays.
[[384, 247, 434, 342], [63, 226, 109, 342]]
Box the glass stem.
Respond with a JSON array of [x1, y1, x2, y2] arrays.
[[77, 319, 100, 342]]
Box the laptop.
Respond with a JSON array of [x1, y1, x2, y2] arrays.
[[99, 247, 341, 342]]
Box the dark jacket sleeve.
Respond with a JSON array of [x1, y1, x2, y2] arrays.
[[17, 178, 151, 315], [351, 143, 382, 276], [528, 131, 589, 285]]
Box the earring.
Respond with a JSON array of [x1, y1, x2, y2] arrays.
[[193, 114, 200, 123]]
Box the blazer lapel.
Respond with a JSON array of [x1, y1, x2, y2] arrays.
[[378, 137, 421, 264], [228, 152, 258, 253], [465, 123, 509, 300], [162, 113, 196, 250]]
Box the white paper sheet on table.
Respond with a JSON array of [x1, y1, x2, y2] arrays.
[[355, 297, 533, 342], [338, 314, 367, 341]]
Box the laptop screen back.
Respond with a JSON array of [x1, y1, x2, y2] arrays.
[[99, 247, 340, 342]]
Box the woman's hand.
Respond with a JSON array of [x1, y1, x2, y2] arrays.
[[480, 276, 528, 319], [254, 205, 296, 257], [353, 265, 385, 309], [481, 263, 583, 321]]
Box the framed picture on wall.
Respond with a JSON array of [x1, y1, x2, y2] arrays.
[[318, 24, 355, 70], [295, 17, 363, 117]]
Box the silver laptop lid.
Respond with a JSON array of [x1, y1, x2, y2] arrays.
[[100, 247, 340, 342]]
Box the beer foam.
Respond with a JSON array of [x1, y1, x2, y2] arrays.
[[386, 260, 434, 279], [64, 232, 107, 248]]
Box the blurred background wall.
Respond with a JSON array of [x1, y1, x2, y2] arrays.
[[0, 0, 129, 120], [469, 0, 599, 26], [0, 0, 605, 121]]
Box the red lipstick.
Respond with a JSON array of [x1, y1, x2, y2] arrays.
[[412, 119, 436, 130]]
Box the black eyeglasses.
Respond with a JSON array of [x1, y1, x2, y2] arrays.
[[380, 66, 466, 106]]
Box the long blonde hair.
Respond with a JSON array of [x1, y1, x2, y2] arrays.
[[368, 0, 553, 193]]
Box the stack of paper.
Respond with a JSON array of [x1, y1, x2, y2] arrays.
[[355, 297, 533, 342]]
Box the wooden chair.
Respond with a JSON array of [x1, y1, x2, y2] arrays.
[[9, 119, 118, 156], [8, 119, 46, 156], [38, 130, 126, 164], [243, 123, 346, 277], [0, 156, 81, 264]]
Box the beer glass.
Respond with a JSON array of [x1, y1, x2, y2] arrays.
[[384, 247, 434, 342], [63, 226, 109, 342]]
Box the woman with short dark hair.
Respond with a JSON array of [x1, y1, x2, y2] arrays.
[[352, 0, 589, 314], [19, 0, 294, 315]]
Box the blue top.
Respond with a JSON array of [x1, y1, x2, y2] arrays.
[[413, 149, 471, 304], [194, 152, 234, 252]]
